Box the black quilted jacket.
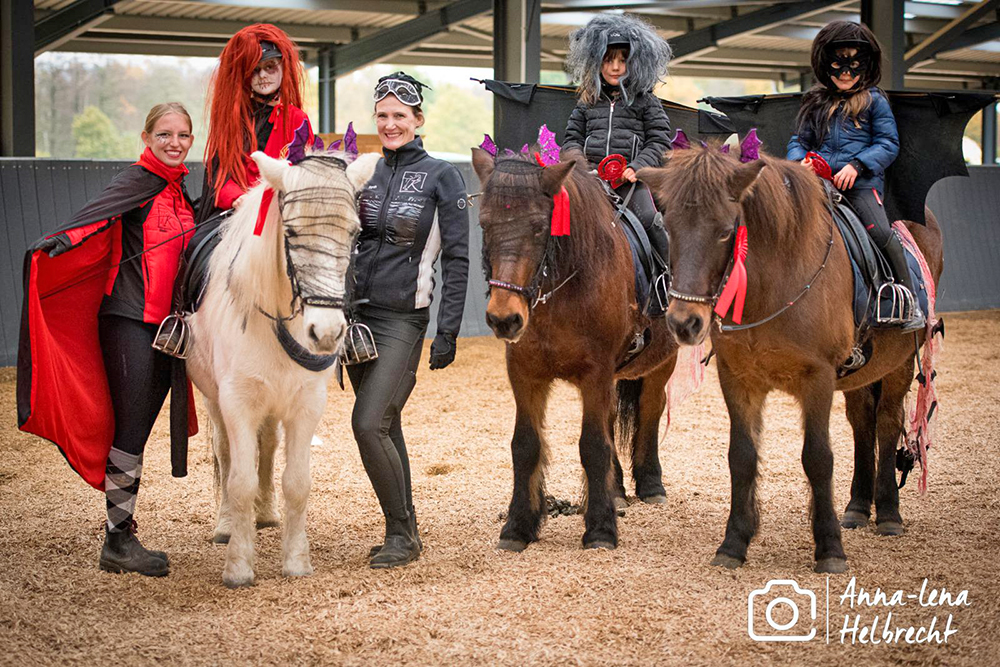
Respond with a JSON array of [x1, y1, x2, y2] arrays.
[[562, 88, 672, 171]]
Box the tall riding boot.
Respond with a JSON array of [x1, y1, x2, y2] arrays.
[[647, 213, 670, 269], [882, 233, 926, 333], [369, 510, 420, 569]]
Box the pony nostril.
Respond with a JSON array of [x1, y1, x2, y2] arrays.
[[508, 313, 523, 334], [308, 324, 319, 344]]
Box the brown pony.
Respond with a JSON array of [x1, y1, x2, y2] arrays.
[[638, 145, 942, 573], [471, 147, 680, 551]]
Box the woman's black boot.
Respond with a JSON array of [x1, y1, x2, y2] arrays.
[[368, 508, 422, 558], [99, 525, 170, 577], [369, 512, 420, 569]]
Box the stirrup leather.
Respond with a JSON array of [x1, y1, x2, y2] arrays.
[[341, 322, 378, 366], [152, 313, 191, 359], [875, 282, 917, 326]]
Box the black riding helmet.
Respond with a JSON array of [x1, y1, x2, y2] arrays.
[[373, 71, 432, 107], [811, 21, 883, 92]]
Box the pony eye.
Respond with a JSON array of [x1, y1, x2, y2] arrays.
[[718, 229, 734, 242]]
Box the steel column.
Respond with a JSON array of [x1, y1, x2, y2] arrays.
[[318, 49, 335, 134], [861, 0, 906, 90], [1, 0, 35, 156], [983, 101, 997, 165]]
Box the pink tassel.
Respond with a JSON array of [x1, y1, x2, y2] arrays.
[[894, 222, 940, 493], [664, 343, 706, 438]]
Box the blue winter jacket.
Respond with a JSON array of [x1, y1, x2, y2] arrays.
[[786, 89, 899, 195]]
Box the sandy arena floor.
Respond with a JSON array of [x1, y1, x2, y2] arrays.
[[1, 311, 998, 666]]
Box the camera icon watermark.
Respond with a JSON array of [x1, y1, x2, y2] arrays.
[[748, 579, 818, 642]]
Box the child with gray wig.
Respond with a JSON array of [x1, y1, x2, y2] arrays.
[[562, 13, 673, 265]]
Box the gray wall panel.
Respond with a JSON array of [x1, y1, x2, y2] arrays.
[[2, 159, 997, 366]]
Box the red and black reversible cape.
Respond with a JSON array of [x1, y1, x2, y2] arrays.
[[17, 155, 198, 491]]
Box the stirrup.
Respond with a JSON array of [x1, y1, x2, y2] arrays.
[[875, 282, 924, 330], [152, 313, 191, 359], [341, 322, 378, 366]]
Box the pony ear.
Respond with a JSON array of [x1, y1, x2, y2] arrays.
[[471, 147, 495, 183], [727, 160, 766, 200], [540, 159, 574, 197], [346, 152, 380, 192], [252, 151, 289, 190], [636, 166, 669, 197]]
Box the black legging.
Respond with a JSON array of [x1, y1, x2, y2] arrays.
[[843, 186, 914, 291], [614, 181, 658, 231], [347, 305, 429, 520], [99, 315, 172, 457]]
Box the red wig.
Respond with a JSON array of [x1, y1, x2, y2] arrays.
[[204, 24, 305, 193]]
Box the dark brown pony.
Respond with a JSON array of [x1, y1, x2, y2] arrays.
[[638, 145, 943, 573], [471, 147, 680, 550]]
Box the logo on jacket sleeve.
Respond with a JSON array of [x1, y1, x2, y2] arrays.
[[399, 171, 428, 193]]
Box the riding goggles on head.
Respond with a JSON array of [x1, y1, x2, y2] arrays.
[[373, 79, 423, 106]]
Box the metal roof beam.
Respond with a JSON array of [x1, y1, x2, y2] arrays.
[[35, 0, 124, 54], [942, 20, 1000, 52], [95, 15, 362, 43], [54, 38, 230, 58], [905, 0, 1000, 67], [145, 0, 439, 14], [326, 0, 491, 77], [670, 1, 850, 63]]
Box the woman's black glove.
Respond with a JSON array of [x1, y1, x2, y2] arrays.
[[38, 234, 72, 257], [429, 331, 457, 370]]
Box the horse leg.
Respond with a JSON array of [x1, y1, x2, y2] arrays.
[[218, 388, 261, 588], [608, 408, 627, 510], [841, 383, 880, 529], [280, 407, 321, 577], [579, 379, 618, 549], [633, 357, 677, 503], [874, 359, 915, 536], [497, 375, 551, 552], [799, 369, 848, 573], [255, 416, 280, 529], [207, 399, 234, 544], [712, 358, 765, 569]]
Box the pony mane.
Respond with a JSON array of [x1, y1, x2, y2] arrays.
[[482, 148, 618, 282], [208, 149, 359, 319], [663, 144, 827, 248]]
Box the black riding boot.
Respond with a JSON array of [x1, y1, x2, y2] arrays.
[[881, 233, 926, 333], [369, 510, 420, 569], [99, 526, 170, 577], [647, 214, 670, 270]]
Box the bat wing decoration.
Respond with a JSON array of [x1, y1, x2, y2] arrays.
[[483, 79, 734, 155], [704, 92, 997, 225]]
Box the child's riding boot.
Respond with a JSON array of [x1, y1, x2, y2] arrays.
[[647, 212, 670, 269], [882, 233, 926, 333]]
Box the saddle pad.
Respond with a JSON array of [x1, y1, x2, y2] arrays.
[[615, 207, 652, 313], [182, 211, 227, 312]]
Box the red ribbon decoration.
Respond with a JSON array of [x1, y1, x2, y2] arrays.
[[598, 154, 628, 189], [551, 186, 570, 236], [714, 225, 748, 324], [254, 187, 275, 236], [534, 152, 571, 237]]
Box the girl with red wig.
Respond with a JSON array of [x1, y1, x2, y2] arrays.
[[198, 24, 313, 222]]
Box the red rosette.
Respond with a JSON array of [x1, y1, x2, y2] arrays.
[[598, 154, 628, 188], [806, 151, 833, 181]]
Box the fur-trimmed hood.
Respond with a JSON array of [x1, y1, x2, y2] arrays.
[[565, 13, 672, 107]]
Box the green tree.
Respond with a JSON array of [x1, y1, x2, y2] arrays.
[[421, 84, 492, 155], [72, 106, 131, 158]]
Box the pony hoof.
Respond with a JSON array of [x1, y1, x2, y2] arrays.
[[282, 563, 314, 578], [613, 497, 628, 511], [841, 510, 870, 529], [256, 519, 280, 530], [710, 554, 744, 569], [584, 541, 616, 550], [876, 521, 905, 536], [815, 557, 848, 574], [211, 532, 230, 544], [641, 495, 668, 505], [222, 572, 254, 588], [497, 539, 528, 553]]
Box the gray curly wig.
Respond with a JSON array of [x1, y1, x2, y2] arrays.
[[565, 13, 672, 106]]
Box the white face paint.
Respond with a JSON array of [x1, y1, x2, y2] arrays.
[[251, 58, 283, 97]]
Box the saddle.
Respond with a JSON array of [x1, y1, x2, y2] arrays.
[[182, 209, 229, 312], [825, 183, 928, 333]]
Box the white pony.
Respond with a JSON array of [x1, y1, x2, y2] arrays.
[[186, 149, 379, 588]]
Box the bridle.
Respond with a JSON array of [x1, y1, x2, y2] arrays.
[[667, 196, 836, 332]]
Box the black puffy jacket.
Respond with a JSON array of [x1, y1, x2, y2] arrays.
[[562, 88, 672, 171], [355, 137, 470, 335]]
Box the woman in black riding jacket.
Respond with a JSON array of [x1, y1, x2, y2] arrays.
[[351, 71, 470, 569]]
